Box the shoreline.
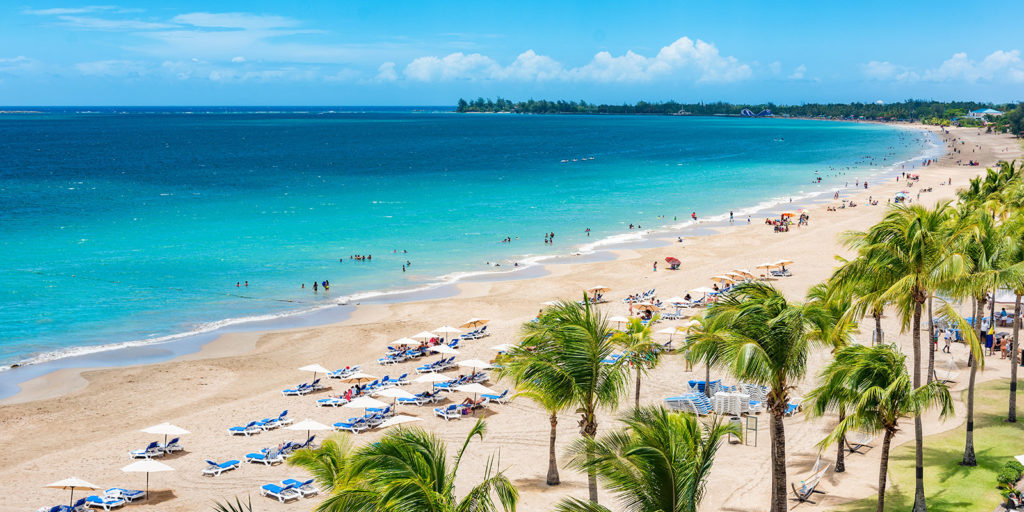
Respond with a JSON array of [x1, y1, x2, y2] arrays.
[[1, 124, 1019, 512], [0, 121, 942, 398]]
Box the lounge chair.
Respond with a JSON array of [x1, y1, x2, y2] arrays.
[[481, 389, 510, 404], [784, 398, 803, 416], [434, 404, 462, 421], [790, 465, 830, 503], [159, 437, 183, 453], [844, 431, 875, 454], [260, 483, 301, 503], [245, 449, 284, 465], [317, 396, 347, 407], [128, 441, 163, 459], [281, 478, 319, 497], [83, 495, 125, 510], [103, 488, 144, 502], [281, 383, 311, 396], [328, 366, 359, 379], [228, 420, 262, 436], [334, 417, 367, 433], [202, 459, 240, 476]]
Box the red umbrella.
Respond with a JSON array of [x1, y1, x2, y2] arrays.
[[665, 257, 681, 265]]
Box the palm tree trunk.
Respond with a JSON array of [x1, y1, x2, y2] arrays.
[[581, 414, 599, 503], [835, 408, 846, 473], [911, 298, 927, 512], [705, 364, 711, 398], [963, 296, 985, 466], [1011, 293, 1021, 423], [547, 412, 560, 485], [873, 310, 883, 346], [635, 367, 641, 408], [876, 429, 896, 512], [927, 295, 935, 384], [769, 409, 787, 512]]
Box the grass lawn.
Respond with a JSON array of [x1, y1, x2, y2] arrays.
[[836, 378, 1023, 511]]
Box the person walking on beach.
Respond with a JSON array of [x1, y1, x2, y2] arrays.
[[942, 329, 952, 354], [652, 261, 657, 272], [729, 211, 734, 223]]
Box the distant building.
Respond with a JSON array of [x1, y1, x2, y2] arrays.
[[968, 108, 1003, 119]]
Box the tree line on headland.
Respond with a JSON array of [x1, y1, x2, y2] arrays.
[[455, 97, 1024, 135]]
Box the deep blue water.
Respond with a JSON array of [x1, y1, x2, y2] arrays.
[[0, 108, 937, 367]]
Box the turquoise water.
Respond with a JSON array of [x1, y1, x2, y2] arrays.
[[0, 109, 937, 368]]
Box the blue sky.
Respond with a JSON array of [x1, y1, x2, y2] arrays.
[[1, 0, 1022, 106]]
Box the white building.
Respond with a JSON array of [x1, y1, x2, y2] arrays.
[[968, 108, 1003, 119]]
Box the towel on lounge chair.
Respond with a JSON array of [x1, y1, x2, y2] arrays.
[[103, 488, 145, 502], [84, 495, 126, 510], [202, 459, 240, 476]]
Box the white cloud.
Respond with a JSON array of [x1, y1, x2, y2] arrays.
[[863, 50, 1024, 83], [23, 6, 119, 15], [0, 56, 40, 75], [74, 59, 147, 77], [769, 61, 781, 75], [789, 64, 806, 79], [170, 12, 301, 30], [55, 15, 175, 30], [402, 37, 751, 84], [231, 56, 246, 63], [374, 62, 397, 82]]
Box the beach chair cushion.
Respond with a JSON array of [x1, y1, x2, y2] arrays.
[[84, 495, 126, 510]]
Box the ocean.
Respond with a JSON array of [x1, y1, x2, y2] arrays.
[[0, 108, 940, 369]]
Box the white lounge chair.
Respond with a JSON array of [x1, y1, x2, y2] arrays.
[[260, 483, 300, 503], [202, 459, 240, 476]]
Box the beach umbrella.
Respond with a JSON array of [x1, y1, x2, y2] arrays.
[[429, 344, 459, 355], [664, 296, 687, 304], [376, 387, 417, 408], [434, 326, 462, 340], [540, 300, 560, 306], [414, 373, 453, 383], [379, 414, 423, 429], [460, 318, 490, 329], [455, 383, 497, 400], [45, 477, 101, 507], [458, 359, 494, 370], [411, 331, 437, 341], [285, 418, 332, 440], [121, 460, 173, 501], [298, 364, 333, 382], [656, 326, 680, 341], [339, 372, 376, 383], [732, 269, 755, 278], [665, 256, 681, 268], [710, 275, 735, 284], [774, 259, 794, 271], [608, 315, 629, 328], [490, 343, 516, 352], [634, 303, 661, 312], [757, 262, 777, 270], [586, 286, 611, 295], [387, 337, 419, 346], [140, 422, 190, 449], [344, 396, 389, 415]]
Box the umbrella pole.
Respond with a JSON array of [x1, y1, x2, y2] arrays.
[[146, 472, 150, 501], [69, 487, 74, 507]]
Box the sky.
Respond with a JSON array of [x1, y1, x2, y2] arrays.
[[1, 0, 1023, 106]]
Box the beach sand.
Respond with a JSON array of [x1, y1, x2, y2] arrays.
[[1, 125, 1021, 512]]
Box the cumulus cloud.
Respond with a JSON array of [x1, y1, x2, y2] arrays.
[[789, 64, 806, 79], [402, 37, 751, 84], [863, 50, 1024, 83], [374, 62, 397, 82]]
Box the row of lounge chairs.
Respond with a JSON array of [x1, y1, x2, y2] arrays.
[[128, 437, 182, 459], [432, 389, 510, 420], [228, 410, 293, 436], [333, 405, 396, 433], [416, 357, 456, 374], [623, 289, 656, 303], [244, 436, 317, 466], [316, 374, 410, 406], [380, 340, 460, 365], [282, 378, 326, 396], [581, 293, 607, 304], [39, 488, 146, 512], [260, 478, 318, 503], [326, 366, 361, 379], [461, 325, 490, 339]]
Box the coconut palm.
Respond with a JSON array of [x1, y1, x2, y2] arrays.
[[698, 281, 829, 512], [499, 297, 632, 503], [682, 313, 732, 399], [555, 406, 738, 512], [612, 316, 664, 407], [288, 421, 517, 512], [840, 201, 968, 512], [813, 344, 953, 512], [498, 378, 569, 486]]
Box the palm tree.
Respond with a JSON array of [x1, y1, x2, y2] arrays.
[[612, 316, 664, 407], [840, 201, 968, 512], [555, 406, 738, 512], [502, 379, 569, 485], [682, 313, 732, 399], [699, 281, 830, 512], [813, 344, 953, 512], [211, 496, 252, 512], [499, 297, 632, 503], [288, 421, 518, 512]]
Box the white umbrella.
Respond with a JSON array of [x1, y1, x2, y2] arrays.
[[45, 477, 101, 508], [378, 414, 424, 429], [376, 387, 417, 408], [608, 315, 629, 328], [460, 318, 490, 329], [490, 343, 515, 352], [339, 372, 376, 383], [285, 418, 332, 440], [414, 373, 453, 383], [121, 460, 173, 501], [757, 262, 777, 270], [411, 331, 438, 341], [458, 359, 494, 370], [664, 296, 687, 304], [455, 383, 496, 396], [388, 337, 419, 346], [691, 287, 715, 294], [541, 300, 560, 306], [140, 422, 190, 448], [434, 326, 462, 338], [298, 364, 333, 382], [429, 345, 460, 355], [344, 396, 389, 415]]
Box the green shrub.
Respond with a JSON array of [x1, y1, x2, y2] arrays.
[[1006, 460, 1024, 477], [998, 468, 1020, 488]]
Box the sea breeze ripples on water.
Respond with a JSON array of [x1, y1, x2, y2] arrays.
[[0, 108, 940, 369]]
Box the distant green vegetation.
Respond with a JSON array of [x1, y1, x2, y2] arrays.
[[455, 97, 1024, 135]]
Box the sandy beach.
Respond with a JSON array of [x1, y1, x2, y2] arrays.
[[2, 124, 1021, 512]]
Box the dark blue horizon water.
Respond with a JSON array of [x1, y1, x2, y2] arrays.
[[0, 110, 938, 369]]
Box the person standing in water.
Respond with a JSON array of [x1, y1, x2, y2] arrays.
[[313, 281, 318, 292]]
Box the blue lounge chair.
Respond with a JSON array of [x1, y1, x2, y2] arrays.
[[245, 449, 284, 465], [84, 495, 125, 510], [159, 437, 182, 453], [202, 459, 240, 476], [128, 441, 163, 459], [281, 478, 319, 497], [317, 396, 347, 407], [434, 404, 462, 421], [48, 498, 87, 512], [481, 389, 510, 404], [282, 383, 311, 396], [228, 421, 262, 436], [333, 417, 367, 433], [103, 488, 145, 502], [260, 483, 300, 503]]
